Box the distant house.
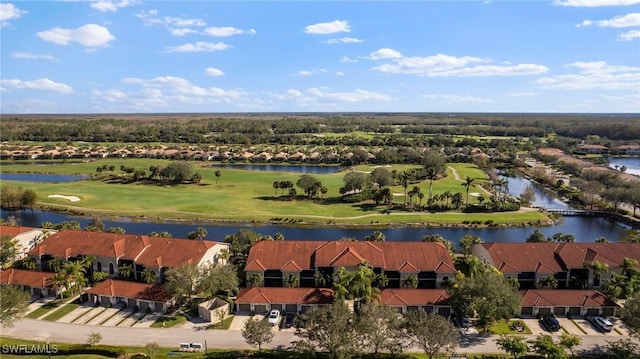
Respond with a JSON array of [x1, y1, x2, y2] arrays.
[[0, 268, 57, 297], [245, 241, 456, 289], [379, 288, 451, 316], [616, 145, 640, 155], [0, 225, 55, 260], [520, 289, 619, 318], [576, 144, 609, 154], [473, 242, 640, 290], [86, 279, 173, 312], [28, 230, 229, 284]]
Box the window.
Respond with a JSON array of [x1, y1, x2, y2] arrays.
[[109, 263, 114, 275], [97, 262, 102, 272]]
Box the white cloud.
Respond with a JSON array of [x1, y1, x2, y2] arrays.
[[1, 3, 27, 27], [37, 24, 115, 47], [620, 29, 640, 40], [121, 76, 245, 100], [368, 48, 403, 60], [579, 13, 640, 27], [0, 78, 73, 93], [341, 56, 358, 63], [324, 37, 364, 44], [163, 41, 230, 53], [370, 50, 548, 77], [336, 71, 345, 76], [555, 0, 640, 6], [291, 69, 329, 76], [305, 20, 350, 34], [205, 67, 224, 76], [91, 0, 138, 12], [423, 94, 492, 103], [171, 28, 198, 36], [202, 26, 256, 37], [511, 92, 536, 97], [536, 61, 640, 89], [136, 10, 206, 36], [12, 52, 56, 60]]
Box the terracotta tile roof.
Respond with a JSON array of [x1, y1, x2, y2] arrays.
[[28, 230, 220, 268], [0, 269, 54, 288], [482, 243, 640, 274], [235, 287, 334, 305], [29, 230, 148, 261], [245, 241, 455, 273], [379, 289, 449, 306], [0, 225, 37, 238], [521, 290, 618, 308], [86, 279, 172, 302]]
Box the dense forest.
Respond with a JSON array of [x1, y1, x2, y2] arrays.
[[1, 113, 639, 143]]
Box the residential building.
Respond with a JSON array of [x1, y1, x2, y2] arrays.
[[244, 241, 456, 289], [473, 242, 640, 290], [0, 268, 57, 297], [85, 279, 173, 312], [0, 225, 56, 261], [520, 289, 619, 317], [28, 230, 229, 284]]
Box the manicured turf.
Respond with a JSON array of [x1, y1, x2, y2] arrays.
[[150, 313, 188, 328], [488, 319, 532, 335], [0, 159, 548, 226], [42, 303, 80, 322]]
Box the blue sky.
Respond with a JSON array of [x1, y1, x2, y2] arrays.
[[1, 0, 639, 114]]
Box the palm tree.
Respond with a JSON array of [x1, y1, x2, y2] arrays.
[[273, 181, 280, 196], [142, 269, 157, 284], [425, 167, 437, 202], [62, 260, 87, 294], [118, 264, 133, 280], [283, 273, 300, 288], [47, 258, 64, 273], [401, 274, 418, 289], [417, 192, 424, 209], [462, 176, 476, 206], [314, 272, 328, 287], [585, 260, 609, 287], [540, 275, 558, 289], [399, 170, 412, 207]]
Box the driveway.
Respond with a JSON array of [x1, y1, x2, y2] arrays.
[[56, 302, 96, 324], [573, 318, 605, 336], [228, 314, 264, 331], [102, 307, 134, 327], [557, 318, 585, 336], [132, 312, 161, 328], [85, 307, 120, 326], [117, 310, 146, 327]]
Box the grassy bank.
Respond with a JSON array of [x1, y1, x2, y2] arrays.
[[0, 159, 548, 227]]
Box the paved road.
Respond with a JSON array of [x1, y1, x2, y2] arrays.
[[2, 318, 638, 355]]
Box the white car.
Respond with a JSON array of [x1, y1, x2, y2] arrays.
[[267, 310, 281, 326], [592, 316, 613, 332]]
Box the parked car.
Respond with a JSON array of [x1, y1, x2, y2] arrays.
[[588, 316, 613, 332], [284, 313, 295, 328], [267, 310, 281, 326], [457, 316, 472, 328], [540, 315, 560, 332]]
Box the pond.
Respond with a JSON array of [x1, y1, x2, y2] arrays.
[[0, 173, 87, 183], [607, 157, 640, 177], [211, 163, 343, 174], [501, 176, 570, 209]]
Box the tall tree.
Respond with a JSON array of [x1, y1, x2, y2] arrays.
[[399, 170, 412, 207], [0, 285, 30, 327], [293, 303, 360, 359], [495, 335, 529, 359], [332, 262, 380, 307], [529, 335, 565, 359], [459, 235, 482, 258], [405, 310, 459, 359], [462, 176, 476, 206], [242, 316, 274, 350], [1, 236, 21, 268], [201, 263, 239, 297], [425, 167, 437, 203], [619, 293, 640, 336], [357, 304, 409, 355], [164, 262, 202, 306], [142, 269, 157, 284], [558, 332, 581, 358]]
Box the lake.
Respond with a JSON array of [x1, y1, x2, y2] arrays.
[[607, 157, 640, 177], [211, 163, 343, 174], [502, 176, 570, 209], [0, 173, 87, 183]]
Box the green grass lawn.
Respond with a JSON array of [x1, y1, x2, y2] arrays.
[[150, 313, 188, 328], [0, 159, 548, 226], [488, 319, 532, 335], [26, 301, 63, 319], [42, 303, 80, 322]]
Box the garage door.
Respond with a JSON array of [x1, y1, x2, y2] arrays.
[[238, 304, 251, 313], [553, 307, 566, 316], [521, 307, 534, 316], [271, 304, 283, 311], [139, 301, 150, 312], [602, 307, 615, 317], [285, 304, 298, 313], [154, 302, 164, 313], [33, 288, 42, 296], [568, 307, 581, 317], [586, 308, 600, 316], [101, 296, 110, 306], [254, 305, 267, 314], [537, 307, 552, 316], [128, 298, 136, 308]]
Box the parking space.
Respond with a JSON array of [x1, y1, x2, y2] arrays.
[[85, 307, 119, 326], [557, 318, 584, 336], [132, 312, 162, 328], [102, 307, 134, 327], [228, 314, 265, 331], [609, 317, 633, 336], [573, 318, 604, 336], [521, 319, 551, 336], [57, 303, 96, 324], [118, 311, 146, 327]]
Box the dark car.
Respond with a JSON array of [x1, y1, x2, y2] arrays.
[[284, 313, 295, 328], [541, 315, 560, 332]]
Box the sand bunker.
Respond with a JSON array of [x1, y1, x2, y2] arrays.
[[48, 194, 81, 202], [469, 192, 481, 197]]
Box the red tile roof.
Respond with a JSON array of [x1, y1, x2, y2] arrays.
[[379, 289, 449, 306], [0, 225, 37, 238], [245, 241, 455, 273], [235, 287, 334, 305], [521, 290, 618, 308], [28, 230, 218, 268], [86, 279, 172, 302], [0, 269, 54, 288], [482, 243, 640, 274]]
